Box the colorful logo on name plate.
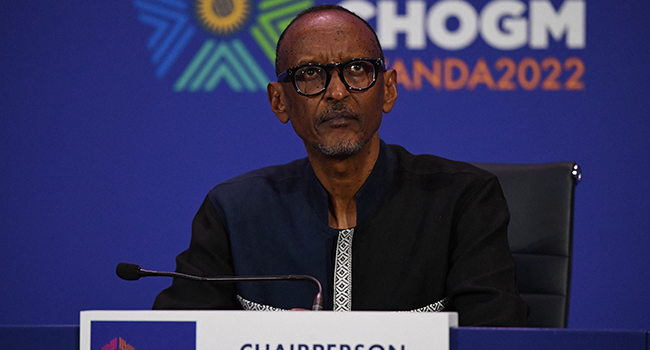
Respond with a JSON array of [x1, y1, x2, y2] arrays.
[[133, 0, 313, 92], [91, 321, 196, 350], [101, 337, 134, 350]]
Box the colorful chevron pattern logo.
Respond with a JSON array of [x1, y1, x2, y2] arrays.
[[101, 337, 134, 350], [249, 0, 314, 63], [133, 0, 314, 92]]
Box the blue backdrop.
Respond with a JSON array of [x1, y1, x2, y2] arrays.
[[1, 0, 649, 329]]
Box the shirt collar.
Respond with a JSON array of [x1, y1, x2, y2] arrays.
[[305, 140, 395, 228]]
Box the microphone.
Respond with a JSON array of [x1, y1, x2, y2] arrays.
[[116, 262, 324, 311]]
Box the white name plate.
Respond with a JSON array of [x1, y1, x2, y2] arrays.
[[80, 310, 458, 350]]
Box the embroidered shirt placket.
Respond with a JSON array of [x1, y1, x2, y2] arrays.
[[334, 228, 354, 311]]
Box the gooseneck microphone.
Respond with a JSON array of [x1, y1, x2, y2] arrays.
[[116, 262, 324, 311]]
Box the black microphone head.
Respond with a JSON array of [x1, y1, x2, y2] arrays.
[[116, 263, 142, 281]]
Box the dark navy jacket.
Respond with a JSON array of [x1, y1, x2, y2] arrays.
[[154, 141, 528, 326]]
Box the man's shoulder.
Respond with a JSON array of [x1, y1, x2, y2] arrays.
[[388, 144, 495, 181], [203, 157, 313, 228], [209, 157, 310, 198]]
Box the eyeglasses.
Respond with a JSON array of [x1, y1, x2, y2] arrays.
[[277, 58, 386, 96]]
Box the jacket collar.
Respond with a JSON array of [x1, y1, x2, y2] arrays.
[[304, 140, 395, 229]]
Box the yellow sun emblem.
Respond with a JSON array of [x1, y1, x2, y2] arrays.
[[195, 0, 251, 36]]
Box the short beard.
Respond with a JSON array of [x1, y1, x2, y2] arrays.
[[315, 137, 368, 157]]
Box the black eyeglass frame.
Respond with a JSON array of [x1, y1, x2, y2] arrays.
[[277, 58, 387, 97]]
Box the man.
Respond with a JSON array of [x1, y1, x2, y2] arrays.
[[153, 4, 528, 326]]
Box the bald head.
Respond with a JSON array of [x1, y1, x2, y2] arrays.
[[274, 5, 384, 76]]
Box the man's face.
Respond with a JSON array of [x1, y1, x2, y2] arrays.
[[270, 11, 396, 157]]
